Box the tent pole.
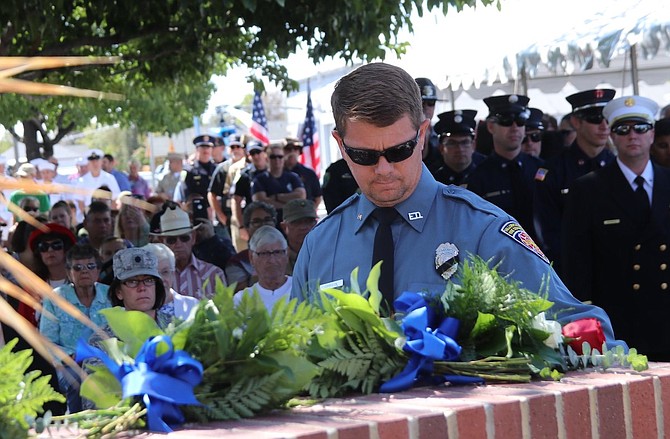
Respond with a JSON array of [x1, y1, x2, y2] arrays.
[[630, 44, 639, 95], [448, 85, 455, 111]]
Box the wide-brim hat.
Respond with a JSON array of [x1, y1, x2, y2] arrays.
[[28, 223, 76, 252], [113, 247, 161, 281], [150, 205, 200, 236]]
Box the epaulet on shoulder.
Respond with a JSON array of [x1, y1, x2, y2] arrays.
[[440, 185, 501, 216], [316, 193, 360, 227]]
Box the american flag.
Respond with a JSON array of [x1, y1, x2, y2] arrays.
[[299, 88, 321, 176], [250, 90, 269, 145]]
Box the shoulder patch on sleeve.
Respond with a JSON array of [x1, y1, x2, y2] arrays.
[[499, 221, 549, 263], [535, 167, 549, 181]]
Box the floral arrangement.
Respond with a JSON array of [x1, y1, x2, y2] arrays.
[[25, 255, 648, 437]]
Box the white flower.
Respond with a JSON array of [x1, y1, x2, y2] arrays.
[[435, 242, 459, 281], [532, 312, 563, 349]]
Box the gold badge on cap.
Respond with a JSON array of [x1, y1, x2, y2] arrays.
[[624, 98, 635, 107]]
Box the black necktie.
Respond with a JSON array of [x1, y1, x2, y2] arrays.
[[634, 175, 650, 222], [371, 207, 398, 313]]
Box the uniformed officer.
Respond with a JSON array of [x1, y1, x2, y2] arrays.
[[321, 158, 359, 214], [651, 118, 670, 168], [415, 77, 442, 174], [533, 89, 616, 269], [432, 110, 485, 186], [521, 108, 544, 158], [291, 62, 625, 351], [563, 95, 670, 360], [464, 94, 543, 240], [181, 135, 218, 210]]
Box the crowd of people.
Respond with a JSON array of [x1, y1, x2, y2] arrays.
[[3, 62, 670, 415]]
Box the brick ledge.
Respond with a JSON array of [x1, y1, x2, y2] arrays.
[[158, 363, 670, 438]]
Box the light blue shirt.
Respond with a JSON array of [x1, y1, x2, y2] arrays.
[[39, 282, 111, 355], [291, 165, 627, 349]]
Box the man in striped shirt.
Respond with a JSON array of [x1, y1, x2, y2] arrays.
[[154, 204, 227, 299]]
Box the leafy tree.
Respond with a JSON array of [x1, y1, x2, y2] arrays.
[[0, 0, 496, 160]]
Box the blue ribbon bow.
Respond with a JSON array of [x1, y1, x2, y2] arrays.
[[380, 292, 482, 392], [76, 335, 203, 432]]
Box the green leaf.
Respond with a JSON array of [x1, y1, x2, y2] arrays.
[[80, 368, 123, 409], [366, 261, 383, 313], [100, 307, 164, 357], [268, 350, 319, 390], [470, 312, 497, 339], [349, 267, 361, 295]]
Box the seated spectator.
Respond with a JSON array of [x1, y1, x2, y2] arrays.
[[234, 225, 291, 311], [115, 195, 150, 247], [225, 201, 276, 292], [144, 242, 199, 320], [151, 203, 227, 299], [49, 200, 76, 233], [78, 201, 114, 252], [9, 163, 50, 218], [39, 243, 110, 413], [98, 236, 128, 285], [280, 199, 318, 274], [29, 223, 76, 289]]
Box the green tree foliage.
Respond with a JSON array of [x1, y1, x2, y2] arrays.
[[0, 0, 496, 147]]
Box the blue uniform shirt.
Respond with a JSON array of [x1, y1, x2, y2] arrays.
[[291, 165, 626, 349]]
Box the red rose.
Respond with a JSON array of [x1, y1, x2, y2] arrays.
[[562, 318, 606, 355]]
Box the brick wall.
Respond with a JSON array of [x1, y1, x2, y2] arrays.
[[165, 363, 670, 438]]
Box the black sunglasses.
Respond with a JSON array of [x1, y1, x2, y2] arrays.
[[164, 234, 191, 245], [611, 123, 653, 136], [249, 149, 263, 156], [23, 206, 40, 213], [493, 114, 528, 127], [70, 262, 99, 272], [269, 154, 284, 160], [38, 240, 64, 252], [579, 113, 606, 125], [522, 132, 543, 143], [343, 130, 420, 166]]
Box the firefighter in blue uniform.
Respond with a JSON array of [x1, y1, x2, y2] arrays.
[[292, 62, 626, 351], [464, 94, 543, 240], [432, 110, 485, 186], [533, 89, 616, 269]]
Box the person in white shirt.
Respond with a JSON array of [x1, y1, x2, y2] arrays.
[[74, 149, 120, 223], [234, 225, 291, 311]]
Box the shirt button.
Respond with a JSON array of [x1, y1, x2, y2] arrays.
[[633, 264, 641, 271], [661, 264, 668, 271], [661, 244, 667, 252], [633, 283, 641, 291], [634, 244, 641, 251], [662, 283, 668, 291]]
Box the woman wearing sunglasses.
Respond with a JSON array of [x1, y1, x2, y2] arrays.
[[39, 243, 111, 413], [29, 223, 77, 288]]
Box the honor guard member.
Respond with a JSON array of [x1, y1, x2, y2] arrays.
[[321, 158, 360, 214], [464, 94, 543, 240], [563, 95, 670, 360], [415, 77, 442, 174], [521, 108, 544, 158], [181, 135, 218, 210], [432, 110, 485, 186], [291, 63, 626, 351], [533, 89, 615, 270]]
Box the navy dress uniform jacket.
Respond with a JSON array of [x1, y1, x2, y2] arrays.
[[292, 165, 626, 350], [183, 160, 217, 206], [533, 143, 615, 268], [562, 162, 670, 360], [464, 151, 543, 240]]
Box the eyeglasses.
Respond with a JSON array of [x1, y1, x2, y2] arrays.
[[522, 132, 543, 143], [164, 234, 191, 245], [269, 154, 284, 160], [38, 240, 64, 252], [122, 277, 156, 288], [249, 216, 275, 228], [343, 130, 420, 166], [611, 123, 653, 136], [443, 139, 473, 148], [253, 249, 287, 258], [492, 114, 528, 127], [69, 262, 99, 272], [578, 113, 606, 125], [249, 149, 263, 156], [23, 206, 40, 213]]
